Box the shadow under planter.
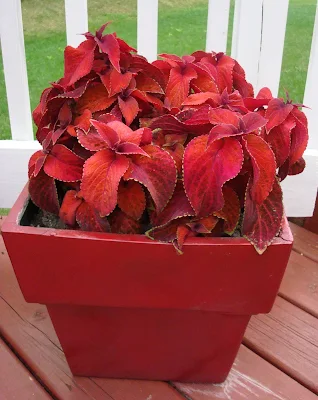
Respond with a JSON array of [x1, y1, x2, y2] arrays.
[[2, 184, 293, 383]]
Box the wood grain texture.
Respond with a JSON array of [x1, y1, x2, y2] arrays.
[[289, 221, 318, 263], [175, 345, 317, 400], [0, 228, 185, 399], [0, 338, 52, 399], [244, 297, 318, 394], [279, 251, 318, 318]]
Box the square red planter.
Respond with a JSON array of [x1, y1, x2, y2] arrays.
[[2, 185, 293, 383]]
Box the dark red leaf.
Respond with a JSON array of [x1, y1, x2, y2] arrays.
[[152, 181, 194, 226], [29, 170, 59, 215], [243, 135, 276, 204], [109, 209, 141, 234], [214, 186, 240, 234], [242, 179, 283, 254], [117, 180, 146, 220], [59, 190, 82, 226], [76, 201, 111, 232]]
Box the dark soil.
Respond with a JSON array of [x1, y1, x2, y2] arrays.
[[30, 209, 67, 230]]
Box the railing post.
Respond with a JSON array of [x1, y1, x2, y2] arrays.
[[256, 0, 289, 96], [0, 0, 33, 141], [64, 0, 88, 47], [206, 0, 230, 53], [231, 0, 263, 88], [137, 0, 158, 62]]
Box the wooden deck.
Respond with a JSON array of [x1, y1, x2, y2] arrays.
[[0, 216, 317, 400]]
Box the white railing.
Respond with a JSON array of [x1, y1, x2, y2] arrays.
[[0, 0, 317, 216]]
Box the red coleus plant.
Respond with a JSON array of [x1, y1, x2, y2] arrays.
[[28, 23, 308, 254]]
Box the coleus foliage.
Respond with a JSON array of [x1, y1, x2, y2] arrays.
[[29, 23, 308, 254]]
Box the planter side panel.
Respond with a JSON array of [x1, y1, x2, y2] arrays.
[[2, 229, 292, 314], [47, 304, 250, 383]]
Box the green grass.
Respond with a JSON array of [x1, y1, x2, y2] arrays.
[[0, 0, 316, 140], [0, 209, 10, 216]]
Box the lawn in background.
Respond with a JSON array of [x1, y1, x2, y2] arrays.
[[0, 0, 317, 140]]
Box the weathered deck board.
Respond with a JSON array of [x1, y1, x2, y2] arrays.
[[244, 296, 318, 394], [289, 221, 318, 263], [279, 251, 318, 318], [0, 337, 52, 399], [174, 345, 317, 400]]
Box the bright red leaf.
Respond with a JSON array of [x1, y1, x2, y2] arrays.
[[81, 149, 129, 216], [183, 135, 243, 217]]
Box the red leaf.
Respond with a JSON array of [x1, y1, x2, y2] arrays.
[[135, 73, 163, 94], [232, 71, 254, 97], [96, 33, 120, 72], [146, 217, 189, 243], [243, 134, 276, 204], [152, 181, 194, 226], [184, 104, 210, 126], [117, 180, 146, 220], [214, 186, 240, 234], [184, 135, 243, 217], [44, 144, 84, 182], [29, 170, 59, 215], [266, 115, 295, 167], [77, 127, 108, 151], [215, 54, 236, 93], [288, 157, 306, 175], [257, 87, 273, 99], [175, 225, 192, 252], [100, 68, 133, 96], [118, 96, 139, 125], [265, 98, 293, 133], [59, 190, 82, 226], [187, 215, 219, 234], [28, 150, 47, 178], [125, 145, 177, 212], [209, 108, 240, 126], [63, 40, 96, 87], [165, 143, 184, 176], [242, 179, 283, 254], [106, 121, 145, 145], [76, 201, 111, 232], [241, 112, 267, 134], [208, 124, 239, 145], [76, 83, 116, 113], [81, 149, 129, 216], [165, 65, 197, 108], [182, 92, 219, 106], [289, 109, 308, 166], [116, 142, 149, 156], [90, 119, 119, 148], [150, 114, 188, 134], [109, 209, 141, 234], [69, 109, 92, 135]]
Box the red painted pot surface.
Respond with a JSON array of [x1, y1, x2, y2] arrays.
[[2, 185, 293, 382]]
